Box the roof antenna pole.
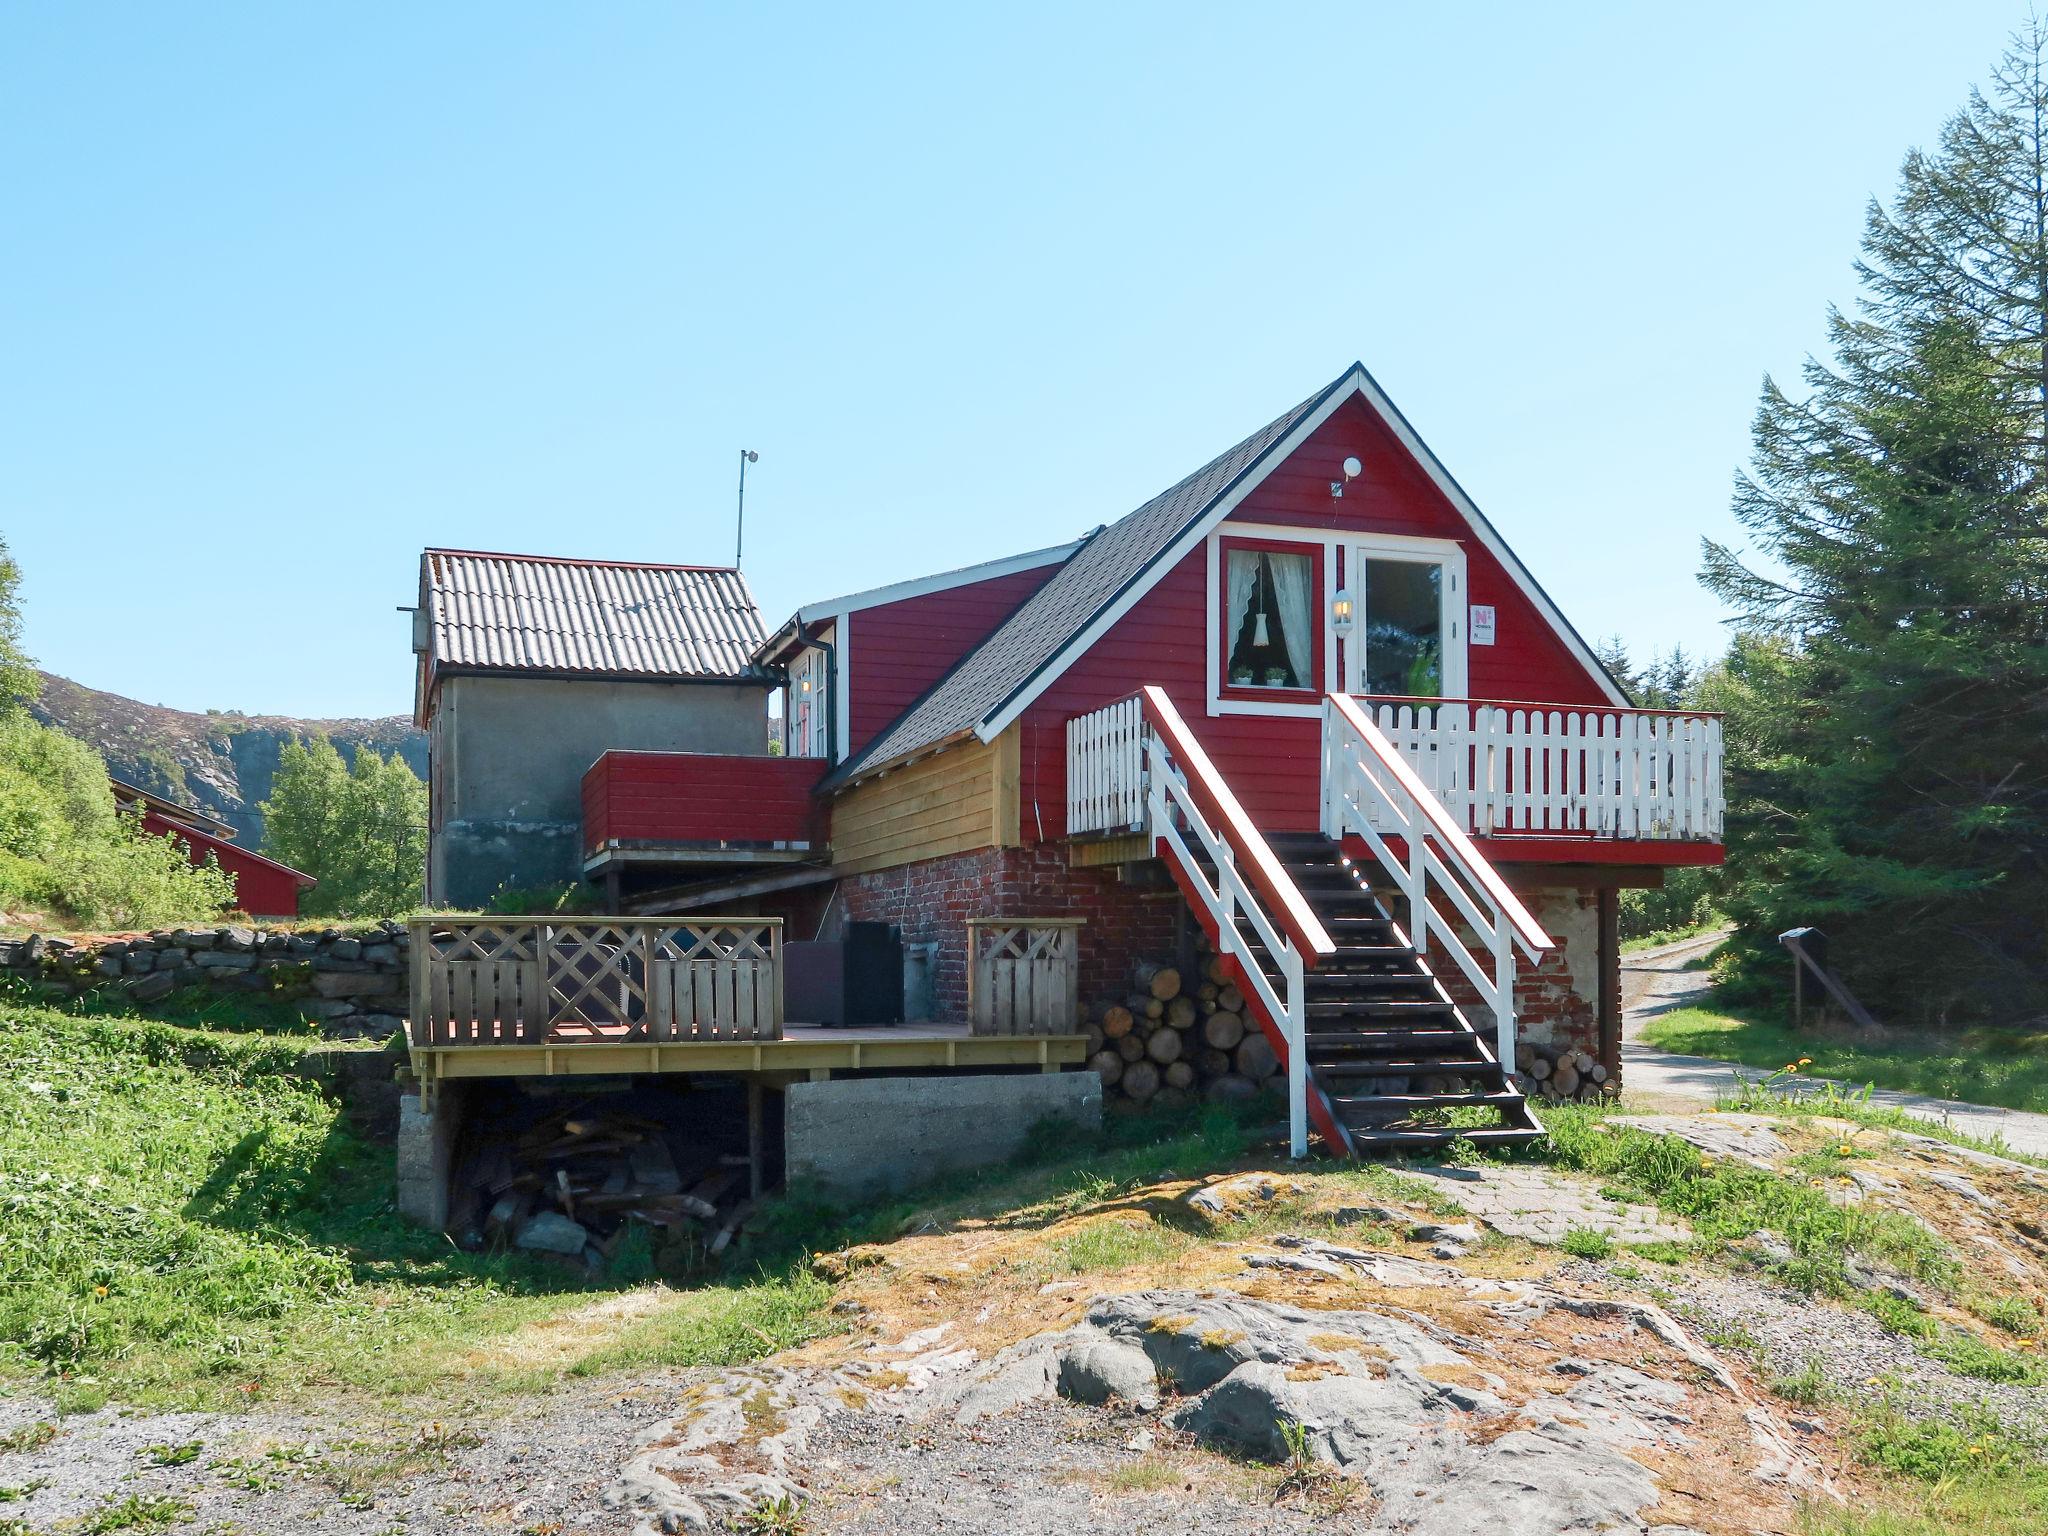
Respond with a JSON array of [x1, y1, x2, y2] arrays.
[[736, 449, 759, 567]]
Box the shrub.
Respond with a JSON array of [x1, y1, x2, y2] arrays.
[[0, 714, 236, 929]]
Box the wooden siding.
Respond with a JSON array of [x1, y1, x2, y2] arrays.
[[582, 751, 826, 854], [846, 566, 1056, 758], [829, 728, 1020, 874], [1017, 396, 1614, 843], [140, 810, 309, 918]]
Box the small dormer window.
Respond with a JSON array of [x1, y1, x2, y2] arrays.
[[1219, 537, 1322, 697]]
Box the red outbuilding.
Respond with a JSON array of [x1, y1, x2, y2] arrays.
[[112, 777, 316, 920]]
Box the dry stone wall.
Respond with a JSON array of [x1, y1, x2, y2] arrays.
[[0, 923, 412, 1041]]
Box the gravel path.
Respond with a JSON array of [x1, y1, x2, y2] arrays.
[[1612, 1263, 2048, 1446], [0, 1377, 694, 1535], [802, 1399, 1335, 1536], [1619, 933, 2048, 1160]]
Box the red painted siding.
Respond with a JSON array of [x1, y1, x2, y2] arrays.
[[1015, 396, 1615, 842], [582, 751, 826, 855], [141, 811, 311, 918], [846, 565, 1057, 758]]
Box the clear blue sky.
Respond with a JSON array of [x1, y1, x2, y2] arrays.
[[0, 3, 2026, 718]]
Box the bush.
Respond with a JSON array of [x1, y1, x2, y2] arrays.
[[0, 714, 236, 929]]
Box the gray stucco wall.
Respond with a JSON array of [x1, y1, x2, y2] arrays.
[[784, 1071, 1102, 1200], [428, 674, 772, 907]]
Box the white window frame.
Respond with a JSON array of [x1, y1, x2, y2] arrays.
[[1205, 524, 1344, 719], [1348, 533, 1468, 701], [1205, 524, 1470, 717]]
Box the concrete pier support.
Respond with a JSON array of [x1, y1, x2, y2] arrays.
[[396, 1082, 468, 1229]]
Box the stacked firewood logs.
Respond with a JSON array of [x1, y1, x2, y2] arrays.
[[1512, 1042, 1611, 1104], [451, 1104, 756, 1273], [1084, 935, 1281, 1108]]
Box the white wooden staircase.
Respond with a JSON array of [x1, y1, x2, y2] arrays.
[[1132, 686, 1551, 1157]]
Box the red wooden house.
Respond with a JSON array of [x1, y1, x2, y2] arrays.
[[537, 364, 1723, 1156], [112, 777, 316, 919]]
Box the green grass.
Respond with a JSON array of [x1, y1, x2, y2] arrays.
[[1523, 1104, 1957, 1297], [1796, 1402, 2048, 1536], [1639, 1004, 2048, 1116], [0, 1001, 832, 1410]]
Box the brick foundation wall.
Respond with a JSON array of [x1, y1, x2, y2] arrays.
[[1420, 885, 1603, 1064], [839, 847, 1183, 1023]]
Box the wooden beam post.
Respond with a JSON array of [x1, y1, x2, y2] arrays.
[[1597, 888, 1621, 1082], [746, 1078, 765, 1200]]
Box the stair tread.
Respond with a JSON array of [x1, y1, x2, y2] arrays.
[[1331, 1090, 1524, 1108], [1341, 1125, 1545, 1146], [1311, 1056, 1504, 1075]]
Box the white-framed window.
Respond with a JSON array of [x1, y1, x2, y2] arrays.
[[788, 643, 830, 758]]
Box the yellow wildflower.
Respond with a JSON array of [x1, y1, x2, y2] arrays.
[[92, 1285, 107, 1297], [1969, 1445, 1985, 1456]]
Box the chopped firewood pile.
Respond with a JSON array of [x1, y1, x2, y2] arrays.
[[1513, 1042, 1612, 1103], [449, 1097, 758, 1274], [1084, 935, 1280, 1108]]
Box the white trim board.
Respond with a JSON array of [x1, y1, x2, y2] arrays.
[[796, 540, 1078, 626], [972, 364, 1626, 745]]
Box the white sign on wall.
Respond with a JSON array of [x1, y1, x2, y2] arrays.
[[1470, 604, 1496, 646]]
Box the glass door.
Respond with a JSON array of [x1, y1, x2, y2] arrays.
[[1352, 545, 1466, 699]]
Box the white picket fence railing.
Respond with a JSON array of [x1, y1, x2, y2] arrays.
[[1359, 699, 1723, 841], [1065, 695, 1723, 842], [1065, 694, 1148, 836]]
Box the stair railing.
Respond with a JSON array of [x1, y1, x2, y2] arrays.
[[1139, 686, 1336, 1157], [1321, 692, 1552, 1068]]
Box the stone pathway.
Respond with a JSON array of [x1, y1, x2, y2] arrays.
[[1409, 1163, 1689, 1247], [1619, 934, 2048, 1161]]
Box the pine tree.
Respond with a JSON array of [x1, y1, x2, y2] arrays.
[[1594, 634, 1642, 701], [1702, 25, 2048, 1022]]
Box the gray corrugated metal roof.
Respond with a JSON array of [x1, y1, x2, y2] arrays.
[[422, 549, 766, 680], [835, 371, 1349, 780]]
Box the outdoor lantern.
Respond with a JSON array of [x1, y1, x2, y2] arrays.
[[1331, 588, 1355, 633]]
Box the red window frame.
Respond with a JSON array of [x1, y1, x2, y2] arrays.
[[1216, 534, 1325, 702]]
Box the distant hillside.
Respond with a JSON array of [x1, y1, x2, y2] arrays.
[[29, 672, 427, 850]]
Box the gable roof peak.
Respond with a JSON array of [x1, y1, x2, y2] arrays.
[[829, 362, 1626, 783]]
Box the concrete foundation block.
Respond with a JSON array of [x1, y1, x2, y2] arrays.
[[396, 1083, 467, 1230], [784, 1070, 1101, 1201]]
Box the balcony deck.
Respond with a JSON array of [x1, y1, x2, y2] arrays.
[[406, 917, 1087, 1091], [581, 749, 829, 883]]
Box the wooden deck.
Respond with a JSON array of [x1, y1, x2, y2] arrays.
[[409, 1021, 1089, 1086]]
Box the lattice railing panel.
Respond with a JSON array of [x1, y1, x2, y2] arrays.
[[409, 917, 782, 1046]]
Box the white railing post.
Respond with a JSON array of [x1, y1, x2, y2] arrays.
[[1319, 699, 1339, 840], [1492, 918, 1515, 1068], [1282, 944, 1307, 1158], [1407, 780, 1428, 958]]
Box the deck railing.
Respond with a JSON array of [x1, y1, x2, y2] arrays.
[[408, 917, 782, 1047], [967, 917, 1084, 1036], [1065, 694, 1723, 842], [1359, 698, 1723, 841]]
